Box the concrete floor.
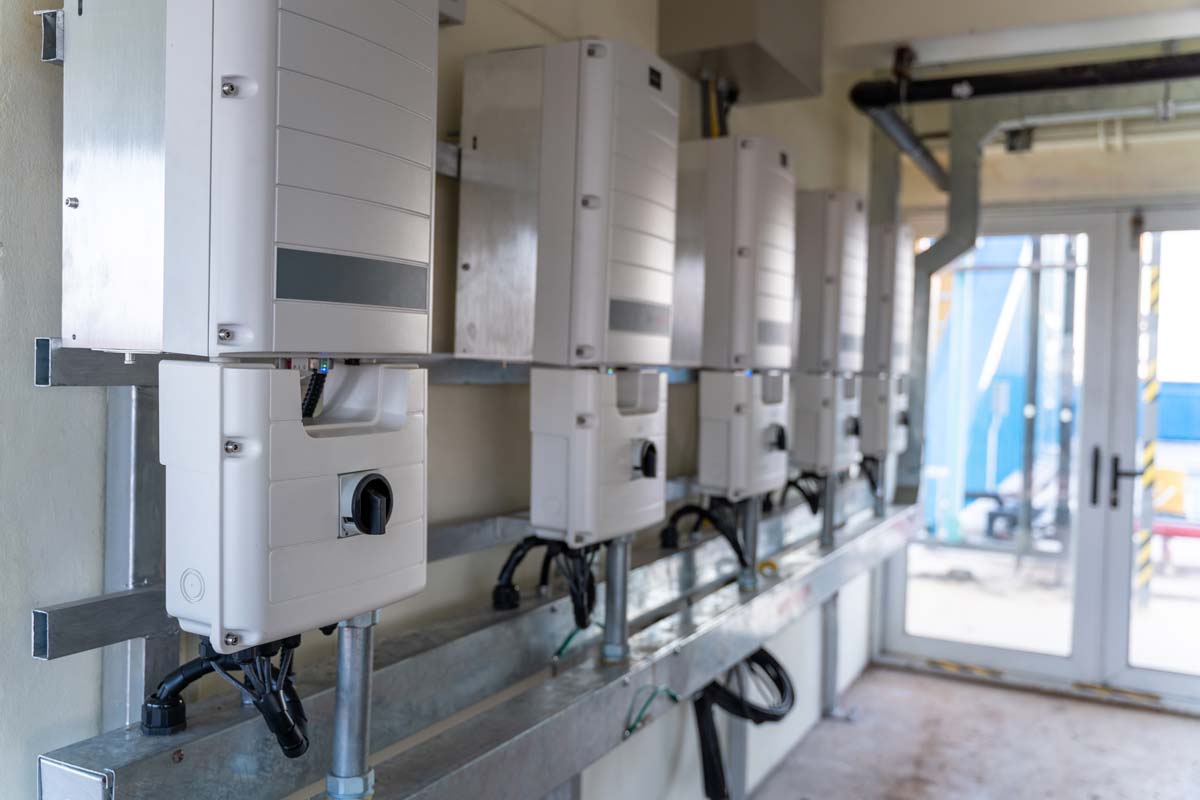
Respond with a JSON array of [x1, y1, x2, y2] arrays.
[[753, 667, 1200, 800]]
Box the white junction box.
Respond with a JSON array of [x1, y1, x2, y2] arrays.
[[791, 372, 861, 476], [674, 136, 796, 371], [160, 362, 427, 653], [793, 191, 868, 375], [860, 223, 915, 458], [456, 39, 681, 367], [861, 373, 909, 458], [61, 0, 437, 356], [531, 368, 668, 546], [699, 371, 790, 499]]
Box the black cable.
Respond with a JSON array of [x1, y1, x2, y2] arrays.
[[692, 648, 795, 800], [301, 368, 326, 419], [142, 636, 309, 759], [660, 503, 748, 568], [861, 455, 880, 496]]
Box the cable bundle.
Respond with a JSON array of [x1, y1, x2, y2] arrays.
[[141, 636, 309, 759], [693, 648, 795, 800]]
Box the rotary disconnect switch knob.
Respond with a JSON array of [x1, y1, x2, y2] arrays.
[[634, 440, 658, 480], [766, 423, 788, 452], [339, 472, 394, 537]]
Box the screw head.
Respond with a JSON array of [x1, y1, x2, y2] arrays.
[[223, 440, 241, 454], [223, 633, 239, 647], [217, 328, 234, 342], [221, 81, 238, 97], [64, 197, 79, 208]]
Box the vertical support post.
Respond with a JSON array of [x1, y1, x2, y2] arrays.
[[1018, 265, 1042, 561], [820, 589, 841, 718], [328, 610, 380, 800], [1055, 265, 1078, 557], [819, 476, 838, 552], [724, 663, 750, 800], [818, 476, 853, 720], [872, 458, 889, 518], [738, 498, 761, 592], [602, 535, 632, 664], [101, 386, 179, 731]]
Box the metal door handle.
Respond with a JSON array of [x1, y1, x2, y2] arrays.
[[1090, 446, 1101, 506], [1110, 454, 1143, 508]]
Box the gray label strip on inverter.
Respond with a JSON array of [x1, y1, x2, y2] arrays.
[[609, 299, 671, 336], [276, 248, 429, 310]]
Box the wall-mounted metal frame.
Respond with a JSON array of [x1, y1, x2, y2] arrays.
[[39, 501, 919, 799]]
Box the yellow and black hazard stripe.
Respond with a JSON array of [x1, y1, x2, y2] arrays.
[[1141, 440, 1157, 489], [926, 658, 1002, 680], [1072, 682, 1162, 705], [1133, 528, 1154, 591]]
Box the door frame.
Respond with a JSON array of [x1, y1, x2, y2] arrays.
[[881, 206, 1120, 685], [1099, 203, 1200, 703]]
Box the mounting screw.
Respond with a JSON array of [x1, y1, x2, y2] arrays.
[[221, 81, 238, 97], [223, 633, 239, 647], [64, 197, 79, 209], [217, 327, 234, 342], [223, 440, 241, 455]]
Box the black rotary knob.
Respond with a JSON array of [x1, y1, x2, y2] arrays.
[[351, 474, 394, 535], [637, 441, 658, 479], [767, 424, 788, 452]]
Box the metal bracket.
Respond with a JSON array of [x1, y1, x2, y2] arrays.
[[35, 9, 64, 64], [32, 588, 177, 661]]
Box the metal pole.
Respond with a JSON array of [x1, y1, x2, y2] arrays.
[[601, 535, 632, 664], [820, 590, 840, 717], [818, 476, 853, 720], [328, 610, 380, 800], [738, 498, 761, 592], [1018, 265, 1042, 561], [725, 663, 750, 800], [101, 386, 179, 731], [820, 476, 838, 552], [873, 457, 889, 518]]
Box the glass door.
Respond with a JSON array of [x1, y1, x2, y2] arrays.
[[884, 210, 1114, 683], [1101, 207, 1200, 705]]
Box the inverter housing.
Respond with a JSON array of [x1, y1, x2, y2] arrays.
[[61, 0, 437, 356], [672, 136, 796, 371], [792, 191, 868, 375], [530, 368, 668, 546], [455, 39, 681, 367], [791, 190, 869, 475], [160, 362, 428, 654]]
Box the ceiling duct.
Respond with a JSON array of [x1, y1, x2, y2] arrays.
[[658, 0, 823, 104]]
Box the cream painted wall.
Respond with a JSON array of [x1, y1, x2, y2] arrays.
[[0, 3, 108, 797]]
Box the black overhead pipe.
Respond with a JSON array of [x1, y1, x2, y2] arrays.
[[850, 50, 1200, 191], [851, 51, 1200, 109]]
